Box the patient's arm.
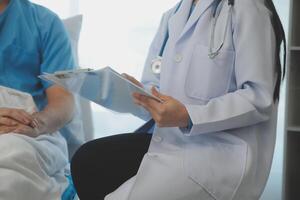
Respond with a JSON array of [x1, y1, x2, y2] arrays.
[[14, 85, 75, 136], [34, 85, 75, 135]]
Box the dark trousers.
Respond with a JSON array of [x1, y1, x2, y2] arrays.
[[71, 133, 152, 200]]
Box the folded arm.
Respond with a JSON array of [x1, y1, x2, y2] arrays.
[[32, 85, 75, 135]]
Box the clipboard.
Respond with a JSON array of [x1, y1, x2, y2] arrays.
[[39, 67, 162, 118]]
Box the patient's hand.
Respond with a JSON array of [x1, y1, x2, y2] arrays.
[[13, 123, 39, 137], [27, 85, 75, 136], [0, 108, 38, 136], [0, 108, 34, 134], [0, 85, 75, 137], [0, 125, 17, 134]]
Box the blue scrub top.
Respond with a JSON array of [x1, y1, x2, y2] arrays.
[[0, 0, 75, 110]]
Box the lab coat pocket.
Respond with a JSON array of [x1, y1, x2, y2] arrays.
[[185, 44, 234, 101], [183, 133, 248, 200]]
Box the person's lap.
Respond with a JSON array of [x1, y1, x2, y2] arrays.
[[71, 133, 213, 200], [71, 133, 152, 200], [0, 132, 69, 200], [105, 150, 213, 200]]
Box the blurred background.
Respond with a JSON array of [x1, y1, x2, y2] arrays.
[[31, 0, 290, 199]]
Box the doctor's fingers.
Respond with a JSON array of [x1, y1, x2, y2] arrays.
[[141, 107, 167, 128], [0, 108, 33, 125], [132, 95, 160, 114], [0, 117, 19, 126], [122, 73, 143, 88], [151, 87, 169, 101], [134, 98, 166, 126], [135, 100, 162, 123], [134, 94, 163, 112]]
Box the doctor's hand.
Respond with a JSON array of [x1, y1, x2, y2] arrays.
[[0, 108, 35, 134], [122, 73, 143, 88], [133, 87, 190, 128]]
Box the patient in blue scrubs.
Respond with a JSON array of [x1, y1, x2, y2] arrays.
[[0, 0, 76, 199]]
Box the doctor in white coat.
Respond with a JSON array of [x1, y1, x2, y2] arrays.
[[71, 0, 286, 199]]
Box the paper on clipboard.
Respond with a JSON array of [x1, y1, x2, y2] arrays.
[[39, 67, 161, 118]]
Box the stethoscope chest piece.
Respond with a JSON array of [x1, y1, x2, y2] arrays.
[[151, 56, 163, 74]]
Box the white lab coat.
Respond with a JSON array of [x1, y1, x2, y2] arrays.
[[106, 0, 277, 199]]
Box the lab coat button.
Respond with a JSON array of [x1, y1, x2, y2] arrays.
[[174, 54, 183, 63], [153, 136, 163, 143]]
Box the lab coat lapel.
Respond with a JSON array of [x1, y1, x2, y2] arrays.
[[168, 0, 193, 41], [178, 0, 215, 41]]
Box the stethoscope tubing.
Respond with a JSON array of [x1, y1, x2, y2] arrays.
[[152, 0, 235, 74], [209, 1, 234, 59]]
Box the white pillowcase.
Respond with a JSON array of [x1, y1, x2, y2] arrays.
[[63, 15, 82, 66], [0, 86, 37, 114]]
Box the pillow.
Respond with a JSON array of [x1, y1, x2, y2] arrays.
[[63, 15, 82, 66], [61, 15, 93, 159], [0, 86, 37, 114]]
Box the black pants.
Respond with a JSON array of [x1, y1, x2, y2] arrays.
[[71, 133, 152, 200]]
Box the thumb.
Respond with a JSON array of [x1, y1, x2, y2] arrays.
[[151, 87, 167, 100]]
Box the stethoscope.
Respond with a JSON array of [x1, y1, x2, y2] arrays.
[[151, 0, 235, 75]]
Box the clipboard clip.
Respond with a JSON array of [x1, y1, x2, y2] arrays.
[[54, 68, 94, 79]]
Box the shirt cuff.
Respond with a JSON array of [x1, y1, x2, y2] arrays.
[[179, 115, 193, 134]]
